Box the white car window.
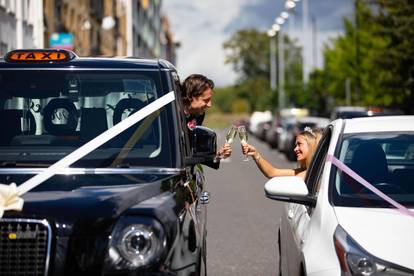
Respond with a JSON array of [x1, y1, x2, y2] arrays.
[[305, 127, 332, 213]]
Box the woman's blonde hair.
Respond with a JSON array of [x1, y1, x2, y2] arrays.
[[297, 127, 323, 168]]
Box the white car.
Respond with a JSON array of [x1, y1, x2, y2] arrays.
[[265, 116, 414, 276], [248, 111, 273, 135]]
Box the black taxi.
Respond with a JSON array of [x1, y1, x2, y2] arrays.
[[0, 49, 216, 275]]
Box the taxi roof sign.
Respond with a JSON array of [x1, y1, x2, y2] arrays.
[[4, 49, 76, 63]]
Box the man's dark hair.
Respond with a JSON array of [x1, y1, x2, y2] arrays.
[[181, 74, 214, 106]]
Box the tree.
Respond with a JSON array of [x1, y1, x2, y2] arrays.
[[311, 0, 414, 113], [371, 0, 414, 113], [223, 29, 271, 83], [223, 29, 303, 112], [323, 1, 390, 107]]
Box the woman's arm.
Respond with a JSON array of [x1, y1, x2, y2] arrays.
[[242, 144, 305, 179]]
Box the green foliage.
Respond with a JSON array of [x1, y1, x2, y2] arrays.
[[222, 29, 303, 113], [231, 99, 250, 114], [304, 69, 330, 117], [223, 29, 271, 83], [219, 0, 414, 115], [212, 86, 238, 113], [371, 0, 414, 113], [311, 0, 414, 113]]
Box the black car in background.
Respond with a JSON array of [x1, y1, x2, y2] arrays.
[[330, 106, 402, 120], [0, 49, 216, 275]]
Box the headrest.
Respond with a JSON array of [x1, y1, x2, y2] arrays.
[[80, 108, 108, 142], [43, 98, 78, 135], [0, 109, 36, 135], [113, 98, 145, 125], [350, 142, 388, 184]]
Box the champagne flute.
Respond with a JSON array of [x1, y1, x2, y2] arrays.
[[219, 125, 237, 159], [225, 125, 238, 144], [238, 125, 249, 161]]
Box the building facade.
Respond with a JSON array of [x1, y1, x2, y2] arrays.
[[42, 0, 177, 62], [0, 0, 44, 56]]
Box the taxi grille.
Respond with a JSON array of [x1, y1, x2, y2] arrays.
[[0, 219, 51, 276]]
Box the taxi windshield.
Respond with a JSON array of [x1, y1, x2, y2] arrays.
[[0, 70, 174, 168], [332, 132, 414, 208]]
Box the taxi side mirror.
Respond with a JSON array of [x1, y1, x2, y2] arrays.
[[185, 126, 217, 165], [264, 176, 316, 207]]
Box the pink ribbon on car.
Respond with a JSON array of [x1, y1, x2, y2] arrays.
[[326, 154, 414, 219]]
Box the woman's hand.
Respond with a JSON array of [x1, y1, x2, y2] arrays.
[[217, 143, 232, 159], [241, 143, 257, 156]]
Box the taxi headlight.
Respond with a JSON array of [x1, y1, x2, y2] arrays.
[[105, 216, 166, 271], [334, 225, 414, 276]]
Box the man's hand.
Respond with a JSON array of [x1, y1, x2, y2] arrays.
[[217, 143, 232, 159]]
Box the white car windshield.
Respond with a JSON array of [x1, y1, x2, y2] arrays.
[[332, 132, 414, 208]]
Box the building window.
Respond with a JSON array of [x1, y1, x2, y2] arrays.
[[0, 42, 8, 56]]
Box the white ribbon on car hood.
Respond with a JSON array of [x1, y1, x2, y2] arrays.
[[0, 91, 176, 218]]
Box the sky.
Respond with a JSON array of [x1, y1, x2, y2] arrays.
[[162, 0, 353, 87]]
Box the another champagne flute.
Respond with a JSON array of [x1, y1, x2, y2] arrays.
[[225, 125, 238, 144], [238, 125, 249, 161], [218, 125, 237, 159]]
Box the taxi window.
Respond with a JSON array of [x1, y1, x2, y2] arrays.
[[0, 70, 174, 168]]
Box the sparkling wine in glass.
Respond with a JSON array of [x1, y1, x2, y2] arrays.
[[218, 126, 237, 159], [225, 126, 238, 144], [238, 126, 249, 161]]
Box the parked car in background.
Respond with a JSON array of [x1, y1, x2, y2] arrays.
[[265, 116, 414, 276], [266, 108, 309, 150], [266, 116, 281, 149], [331, 106, 402, 120], [284, 116, 330, 161], [256, 119, 272, 141], [275, 117, 297, 154], [248, 111, 272, 136], [330, 106, 368, 120]]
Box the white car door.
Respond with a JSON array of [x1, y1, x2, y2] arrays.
[[286, 202, 309, 275], [284, 127, 333, 276]]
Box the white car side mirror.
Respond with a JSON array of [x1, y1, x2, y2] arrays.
[[265, 176, 308, 196], [264, 176, 315, 206]]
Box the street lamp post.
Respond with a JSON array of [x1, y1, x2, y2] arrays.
[[302, 0, 309, 83], [268, 23, 280, 92], [278, 28, 285, 111], [268, 1, 299, 112], [270, 34, 277, 91], [311, 14, 317, 69], [355, 0, 361, 104]]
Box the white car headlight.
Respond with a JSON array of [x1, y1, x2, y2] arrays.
[[334, 225, 414, 276], [105, 216, 166, 272]]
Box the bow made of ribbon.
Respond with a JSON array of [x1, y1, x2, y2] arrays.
[[0, 91, 175, 218], [0, 183, 24, 218]]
